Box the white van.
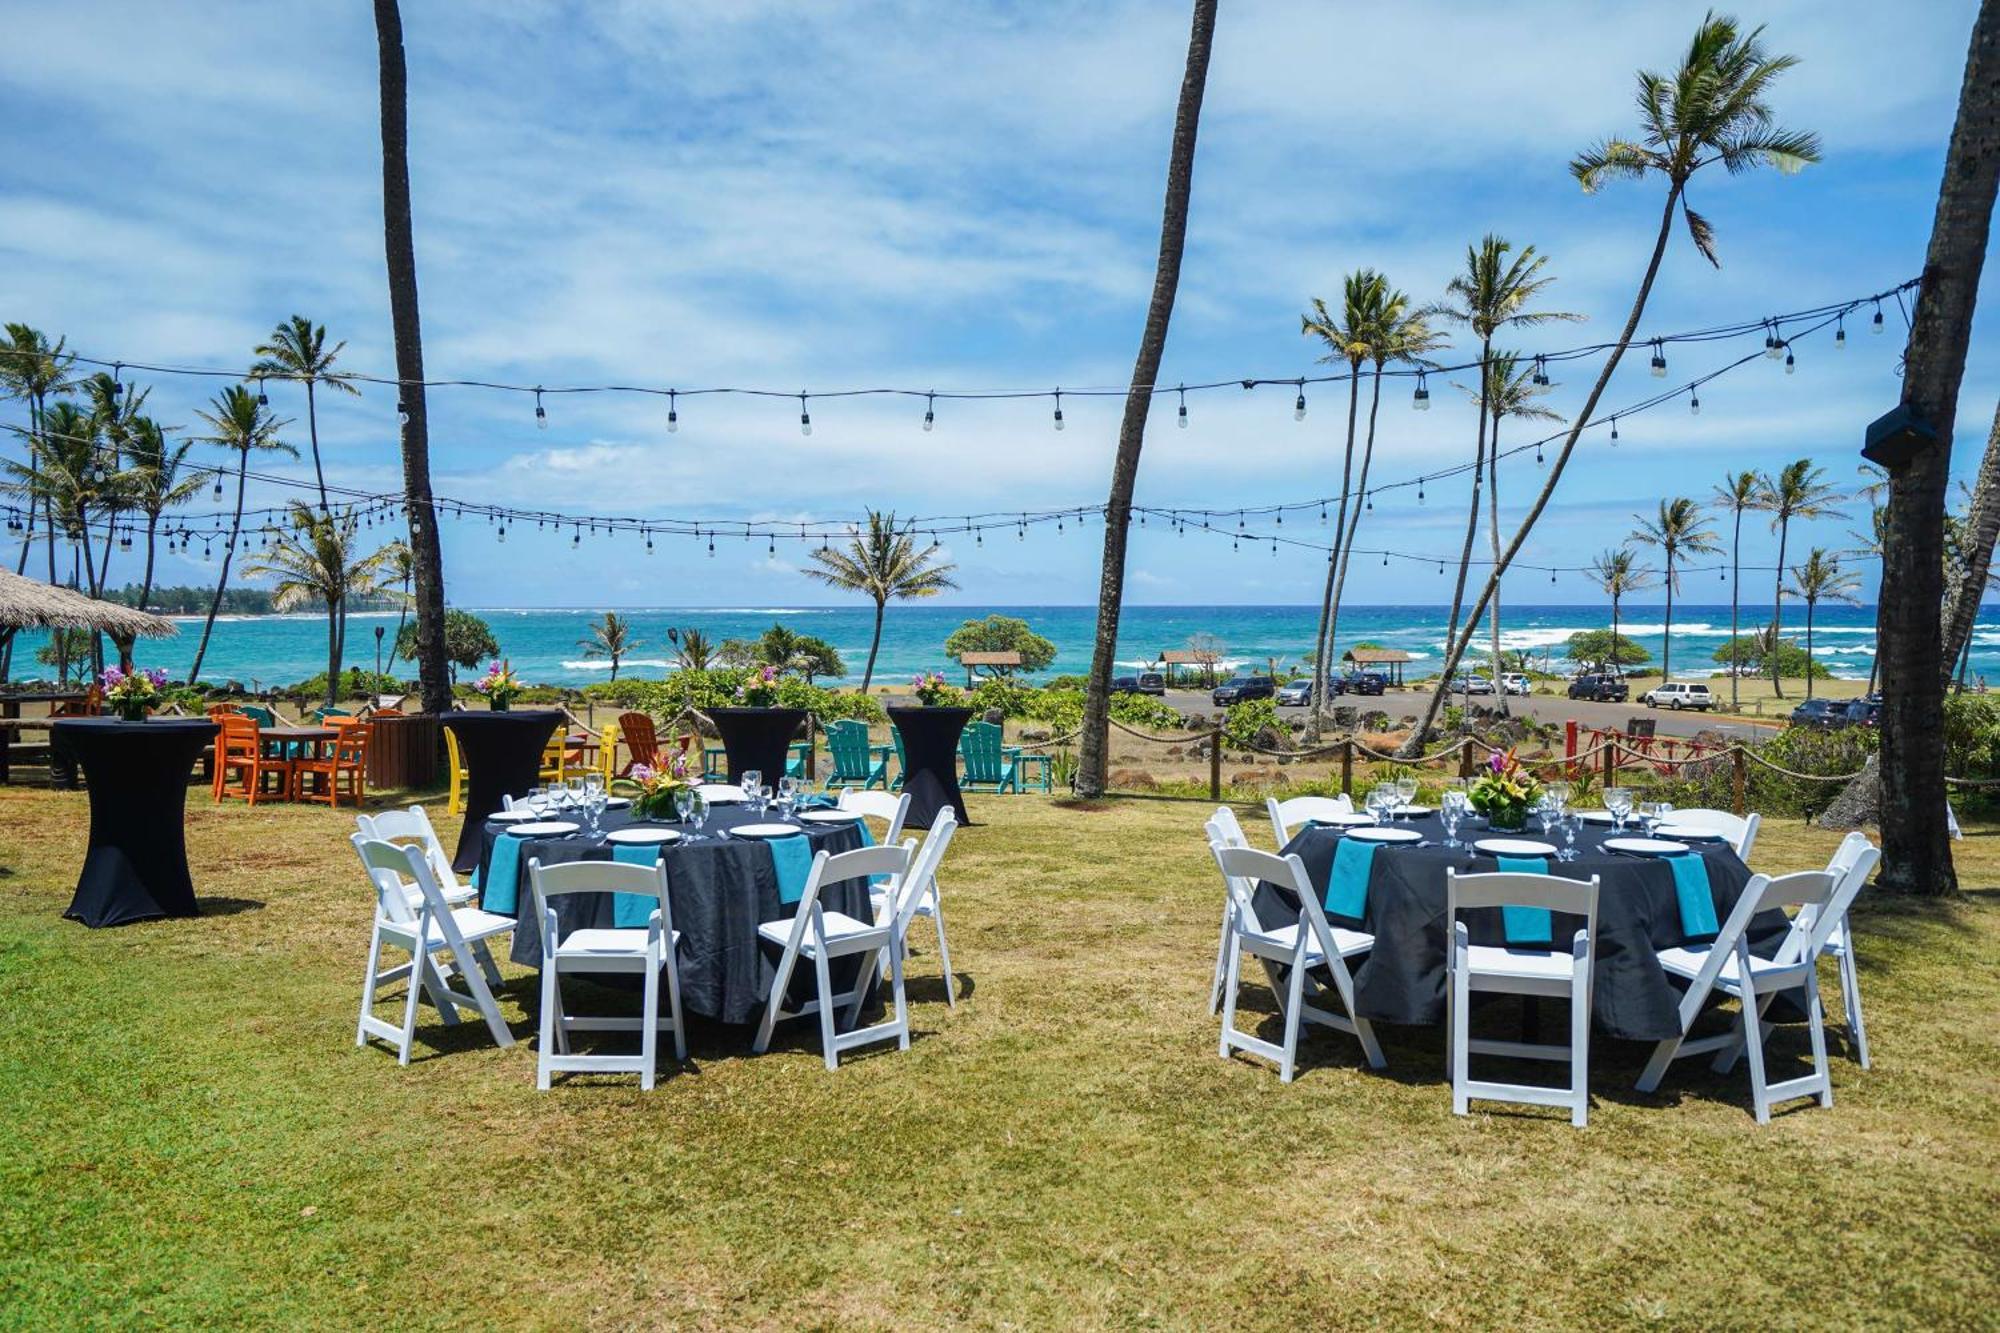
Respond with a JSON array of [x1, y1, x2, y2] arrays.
[[1500, 673, 1531, 696], [1642, 681, 1715, 710]]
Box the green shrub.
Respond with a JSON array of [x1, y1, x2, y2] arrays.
[[1654, 723, 1878, 817], [1023, 687, 1085, 734], [281, 668, 406, 701], [579, 679, 659, 708], [1109, 691, 1184, 732], [968, 677, 1034, 718], [1223, 698, 1279, 749], [1042, 674, 1091, 691]]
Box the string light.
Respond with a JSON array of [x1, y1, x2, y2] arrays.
[[1610, 416, 1619, 444], [1649, 340, 1666, 377], [534, 387, 547, 429], [1689, 386, 1701, 415], [1177, 384, 1188, 428], [1053, 389, 1064, 432], [799, 392, 812, 436], [255, 375, 268, 406], [923, 391, 935, 432], [1531, 355, 1549, 387], [1835, 316, 1846, 350], [1873, 301, 1885, 335], [1763, 322, 1780, 358], [1413, 371, 1430, 411], [1293, 380, 1307, 421], [1785, 344, 1796, 374], [667, 389, 678, 433]]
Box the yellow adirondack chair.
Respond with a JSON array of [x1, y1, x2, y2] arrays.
[[443, 723, 466, 816]]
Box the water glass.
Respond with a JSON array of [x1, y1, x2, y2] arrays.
[[1440, 793, 1463, 848], [673, 788, 693, 825], [1603, 787, 1634, 831], [689, 791, 709, 838], [565, 775, 587, 810], [741, 769, 763, 801], [1561, 812, 1583, 861], [1396, 776, 1419, 817]]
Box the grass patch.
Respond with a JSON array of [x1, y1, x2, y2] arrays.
[[1, 786, 1996, 1326]]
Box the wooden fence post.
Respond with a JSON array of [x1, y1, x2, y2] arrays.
[[1602, 735, 1616, 788], [1564, 719, 1578, 778], [1459, 740, 1475, 780], [1340, 739, 1353, 797], [1732, 746, 1746, 816], [1210, 726, 1223, 802]]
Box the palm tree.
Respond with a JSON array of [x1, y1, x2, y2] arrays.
[[0, 324, 76, 589], [1077, 0, 1216, 797], [1788, 549, 1861, 701], [379, 543, 416, 676], [1752, 459, 1842, 698], [1630, 497, 1721, 681], [1473, 352, 1562, 708], [1843, 501, 1886, 694], [243, 502, 405, 706], [804, 511, 958, 693], [122, 417, 203, 615], [1406, 12, 1819, 747], [188, 386, 295, 683], [375, 0, 451, 715], [668, 626, 717, 671], [1589, 547, 1655, 672], [252, 315, 359, 511], [579, 612, 633, 681], [1, 399, 127, 680], [1711, 470, 1762, 707]]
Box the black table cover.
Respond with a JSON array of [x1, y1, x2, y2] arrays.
[[441, 710, 563, 872], [706, 707, 806, 786], [53, 717, 217, 927], [477, 802, 874, 1024], [1255, 812, 1793, 1043], [888, 706, 972, 827]]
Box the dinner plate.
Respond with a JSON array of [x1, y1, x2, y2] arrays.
[[1475, 838, 1558, 857], [1346, 826, 1423, 844], [606, 826, 681, 845], [1655, 823, 1727, 842], [729, 823, 806, 839], [604, 796, 631, 809], [1391, 805, 1434, 818], [698, 784, 745, 804], [507, 820, 580, 838], [798, 809, 864, 824], [1309, 812, 1376, 827], [1578, 810, 1621, 825], [1603, 837, 1691, 857], [488, 809, 537, 823]]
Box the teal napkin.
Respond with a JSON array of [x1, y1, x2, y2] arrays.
[[767, 833, 814, 905], [479, 832, 526, 915], [1494, 855, 1553, 946], [1666, 852, 1719, 939], [1325, 837, 1377, 920], [609, 841, 663, 928]]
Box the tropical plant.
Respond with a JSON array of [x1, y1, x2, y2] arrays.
[[1751, 459, 1843, 698], [381, 542, 415, 674], [251, 315, 358, 510], [120, 417, 202, 615], [1472, 352, 1563, 706], [752, 623, 845, 683], [394, 608, 499, 681], [186, 385, 295, 683], [1565, 629, 1651, 672], [1711, 469, 1762, 708], [802, 510, 957, 692], [577, 612, 634, 681], [1785, 548, 1861, 701], [1589, 547, 1655, 671], [943, 613, 1058, 677], [1629, 496, 1720, 680], [33, 629, 92, 684], [0, 323, 76, 589], [242, 502, 406, 706], [666, 625, 717, 671]]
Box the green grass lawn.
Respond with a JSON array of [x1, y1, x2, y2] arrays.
[[2, 786, 1996, 1328]]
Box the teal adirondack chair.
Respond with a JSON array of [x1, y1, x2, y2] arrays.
[[958, 721, 1018, 794], [825, 719, 891, 789], [891, 726, 908, 791]]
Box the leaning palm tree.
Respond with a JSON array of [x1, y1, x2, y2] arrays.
[[1752, 459, 1843, 698], [1844, 501, 1886, 694], [121, 417, 202, 615], [1711, 469, 1762, 707], [803, 511, 958, 693], [1405, 12, 1819, 749], [188, 386, 295, 683], [1630, 496, 1721, 681], [1472, 352, 1563, 709], [252, 315, 358, 512], [243, 501, 405, 706], [1589, 547, 1655, 672], [578, 611, 633, 681], [1787, 548, 1861, 701]]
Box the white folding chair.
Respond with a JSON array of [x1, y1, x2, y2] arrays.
[[1211, 842, 1384, 1082], [871, 807, 960, 1007], [526, 857, 686, 1091], [356, 806, 476, 908], [1636, 850, 1877, 1123], [837, 788, 910, 846], [1206, 807, 1252, 1013], [753, 840, 919, 1069], [1815, 832, 1878, 1068], [1668, 807, 1760, 860], [352, 835, 517, 1064], [1446, 869, 1600, 1127], [1266, 794, 1355, 846]]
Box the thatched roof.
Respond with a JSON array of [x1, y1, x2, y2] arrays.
[[1344, 648, 1411, 664], [0, 570, 177, 639]]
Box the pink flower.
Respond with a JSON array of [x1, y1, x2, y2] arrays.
[[630, 764, 654, 782]]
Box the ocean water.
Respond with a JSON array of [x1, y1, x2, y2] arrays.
[[8, 601, 1987, 690]]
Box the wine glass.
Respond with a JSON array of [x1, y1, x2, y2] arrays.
[[673, 788, 693, 825], [1395, 776, 1419, 818], [741, 769, 762, 803], [565, 775, 587, 811], [1561, 811, 1583, 862], [1546, 780, 1572, 812], [1537, 797, 1559, 843], [1603, 787, 1634, 831], [776, 774, 798, 820], [1440, 792, 1463, 849], [688, 790, 710, 839]]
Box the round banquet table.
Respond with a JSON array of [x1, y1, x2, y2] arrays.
[[887, 706, 972, 827], [706, 707, 807, 786], [1255, 811, 1796, 1042], [52, 717, 218, 928], [476, 801, 875, 1025], [440, 710, 563, 872]]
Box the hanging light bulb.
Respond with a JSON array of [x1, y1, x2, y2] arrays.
[[497, 522, 507, 543], [1763, 323, 1778, 357], [1835, 316, 1846, 350], [1413, 372, 1430, 411], [1381, 551, 1388, 567], [1365, 493, 1373, 512], [646, 531, 654, 554], [255, 375, 268, 406], [534, 387, 548, 429], [1293, 380, 1307, 421], [396, 399, 410, 425], [1610, 416, 1620, 444], [212, 473, 223, 498], [1649, 340, 1666, 378], [923, 391, 935, 432], [1785, 345, 1796, 374], [1531, 355, 1549, 387], [667, 389, 679, 433], [1872, 301, 1885, 335], [707, 531, 715, 556], [1051, 389, 1066, 432], [1689, 388, 1701, 415], [1177, 384, 1188, 429], [799, 392, 812, 436], [1550, 567, 1557, 585], [111, 363, 123, 398]]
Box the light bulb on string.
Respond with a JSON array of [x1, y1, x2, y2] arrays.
[[1177, 384, 1188, 428], [1835, 316, 1846, 350], [396, 399, 410, 425], [645, 532, 654, 554], [255, 375, 268, 406], [1293, 380, 1307, 421], [1531, 355, 1549, 387], [1381, 551, 1388, 567], [667, 389, 678, 433], [1689, 387, 1701, 415], [497, 522, 507, 543], [1872, 301, 1885, 335], [1319, 501, 1327, 523], [923, 391, 935, 432], [1610, 416, 1619, 444], [1785, 345, 1795, 374], [1649, 340, 1666, 377], [1413, 372, 1430, 411], [1763, 322, 1780, 358], [799, 392, 812, 436], [1053, 389, 1064, 432], [707, 531, 715, 556], [535, 387, 547, 429], [111, 363, 123, 398], [768, 535, 777, 556], [1535, 441, 1545, 465], [1550, 567, 1557, 585]]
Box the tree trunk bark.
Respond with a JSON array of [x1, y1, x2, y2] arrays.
[[861, 600, 885, 694], [1662, 551, 1675, 681], [1878, 0, 1999, 898], [1311, 367, 1362, 734], [306, 379, 329, 511], [1729, 507, 1743, 709], [1077, 0, 1216, 797], [376, 0, 452, 717], [1769, 520, 1790, 698], [1940, 397, 2000, 672], [1487, 408, 1507, 713], [188, 451, 247, 684], [1804, 599, 1816, 700]]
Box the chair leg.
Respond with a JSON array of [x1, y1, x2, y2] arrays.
[[397, 945, 424, 1065], [1450, 966, 1471, 1116], [1278, 946, 1307, 1083], [664, 949, 687, 1062], [357, 925, 386, 1047], [753, 945, 799, 1056], [1806, 979, 1833, 1108], [1839, 945, 1870, 1070], [813, 947, 839, 1071], [845, 949, 879, 1029], [537, 962, 558, 1090], [1570, 976, 1591, 1128], [1218, 936, 1245, 1060], [471, 940, 504, 989], [891, 939, 910, 1051], [1739, 996, 1772, 1125], [1208, 896, 1233, 1015], [640, 950, 660, 1091], [451, 942, 515, 1049], [930, 900, 956, 1008]]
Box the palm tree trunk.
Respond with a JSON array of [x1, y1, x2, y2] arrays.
[[305, 379, 329, 511], [1770, 520, 1790, 698], [1486, 409, 1506, 713], [325, 607, 340, 708], [861, 600, 885, 694], [138, 511, 159, 612], [376, 0, 451, 716], [1662, 553, 1675, 681], [1310, 369, 1362, 733], [1440, 339, 1492, 665], [1729, 508, 1743, 708], [1325, 368, 1386, 702], [1611, 596, 1621, 673], [1403, 184, 1684, 753], [188, 451, 248, 684], [1940, 397, 2000, 674], [1804, 599, 1816, 700], [1077, 0, 1216, 797]]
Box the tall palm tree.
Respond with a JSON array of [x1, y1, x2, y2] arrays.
[[1630, 496, 1721, 681], [1, 399, 126, 680], [668, 626, 718, 672], [1406, 12, 1819, 748], [188, 386, 295, 683], [1077, 0, 1216, 797], [1589, 547, 1655, 672], [123, 417, 203, 616], [1711, 470, 1762, 707], [381, 542, 416, 675], [252, 315, 358, 511], [1474, 352, 1562, 708], [1843, 501, 1886, 694], [0, 324, 76, 589], [579, 612, 633, 681], [1752, 459, 1842, 697], [1788, 549, 1861, 701], [243, 501, 404, 706], [804, 511, 958, 693]]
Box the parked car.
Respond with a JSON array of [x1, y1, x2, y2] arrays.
[[1789, 697, 1849, 730], [1500, 673, 1532, 696], [1844, 696, 1882, 729], [1642, 681, 1716, 711], [1135, 671, 1167, 696], [1568, 673, 1629, 703], [1339, 671, 1387, 697], [1449, 674, 1495, 696], [1211, 675, 1276, 706], [1109, 675, 1142, 694], [1274, 679, 1315, 706]]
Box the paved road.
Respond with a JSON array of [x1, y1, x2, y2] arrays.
[[1159, 687, 1773, 741]]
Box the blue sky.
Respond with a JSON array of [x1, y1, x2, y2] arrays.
[[0, 1, 1989, 608]]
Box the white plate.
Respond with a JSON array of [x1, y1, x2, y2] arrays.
[[1346, 826, 1423, 844], [1603, 837, 1691, 857], [1578, 810, 1621, 824], [1655, 823, 1726, 841], [506, 821, 580, 838], [1309, 812, 1375, 827], [798, 809, 864, 824], [729, 823, 806, 840], [698, 784, 745, 804], [1392, 805, 1434, 818], [606, 826, 680, 845], [488, 809, 537, 823], [1475, 838, 1558, 857], [604, 796, 631, 808]]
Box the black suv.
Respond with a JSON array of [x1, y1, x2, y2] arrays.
[[1844, 696, 1882, 729], [1339, 671, 1387, 697], [1212, 675, 1276, 706], [1790, 697, 1850, 730], [1135, 671, 1166, 696], [1568, 673, 1629, 703], [1110, 675, 1143, 695]]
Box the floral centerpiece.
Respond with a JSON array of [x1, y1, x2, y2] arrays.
[[624, 753, 695, 820], [475, 660, 522, 710], [911, 672, 962, 707], [735, 665, 783, 708], [1467, 747, 1545, 832], [100, 665, 169, 721]]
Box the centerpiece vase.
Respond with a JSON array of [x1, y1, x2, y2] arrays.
[[1485, 804, 1529, 833]]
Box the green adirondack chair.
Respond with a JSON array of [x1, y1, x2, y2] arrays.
[[891, 725, 908, 791], [958, 720, 1018, 794], [825, 719, 891, 789]]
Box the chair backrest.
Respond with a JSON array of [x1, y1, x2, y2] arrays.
[[541, 733, 567, 778], [1672, 807, 1760, 860], [370, 706, 405, 719], [313, 705, 353, 723], [217, 712, 261, 752], [773, 842, 915, 954], [618, 712, 660, 767], [330, 716, 371, 764], [527, 856, 670, 955], [359, 805, 457, 890], [1209, 841, 1285, 927], [1671, 867, 1858, 1021], [838, 788, 910, 844], [825, 719, 878, 781], [888, 809, 958, 936], [444, 723, 465, 777], [206, 702, 240, 718], [1207, 805, 1249, 850], [1446, 869, 1601, 952], [960, 721, 1007, 782], [1825, 831, 1875, 882], [351, 833, 452, 927], [1267, 794, 1354, 846]]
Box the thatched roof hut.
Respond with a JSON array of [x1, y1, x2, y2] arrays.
[[0, 570, 176, 640]]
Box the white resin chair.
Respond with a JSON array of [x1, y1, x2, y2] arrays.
[[870, 807, 960, 1007], [352, 835, 517, 1064], [1206, 807, 1252, 1014], [1636, 850, 1877, 1123], [1667, 807, 1760, 860], [526, 856, 686, 1091], [356, 806, 476, 909], [1815, 832, 1878, 1068], [753, 839, 920, 1069], [1266, 794, 1355, 847], [1446, 869, 1600, 1127], [1211, 841, 1384, 1082], [838, 788, 910, 846]]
